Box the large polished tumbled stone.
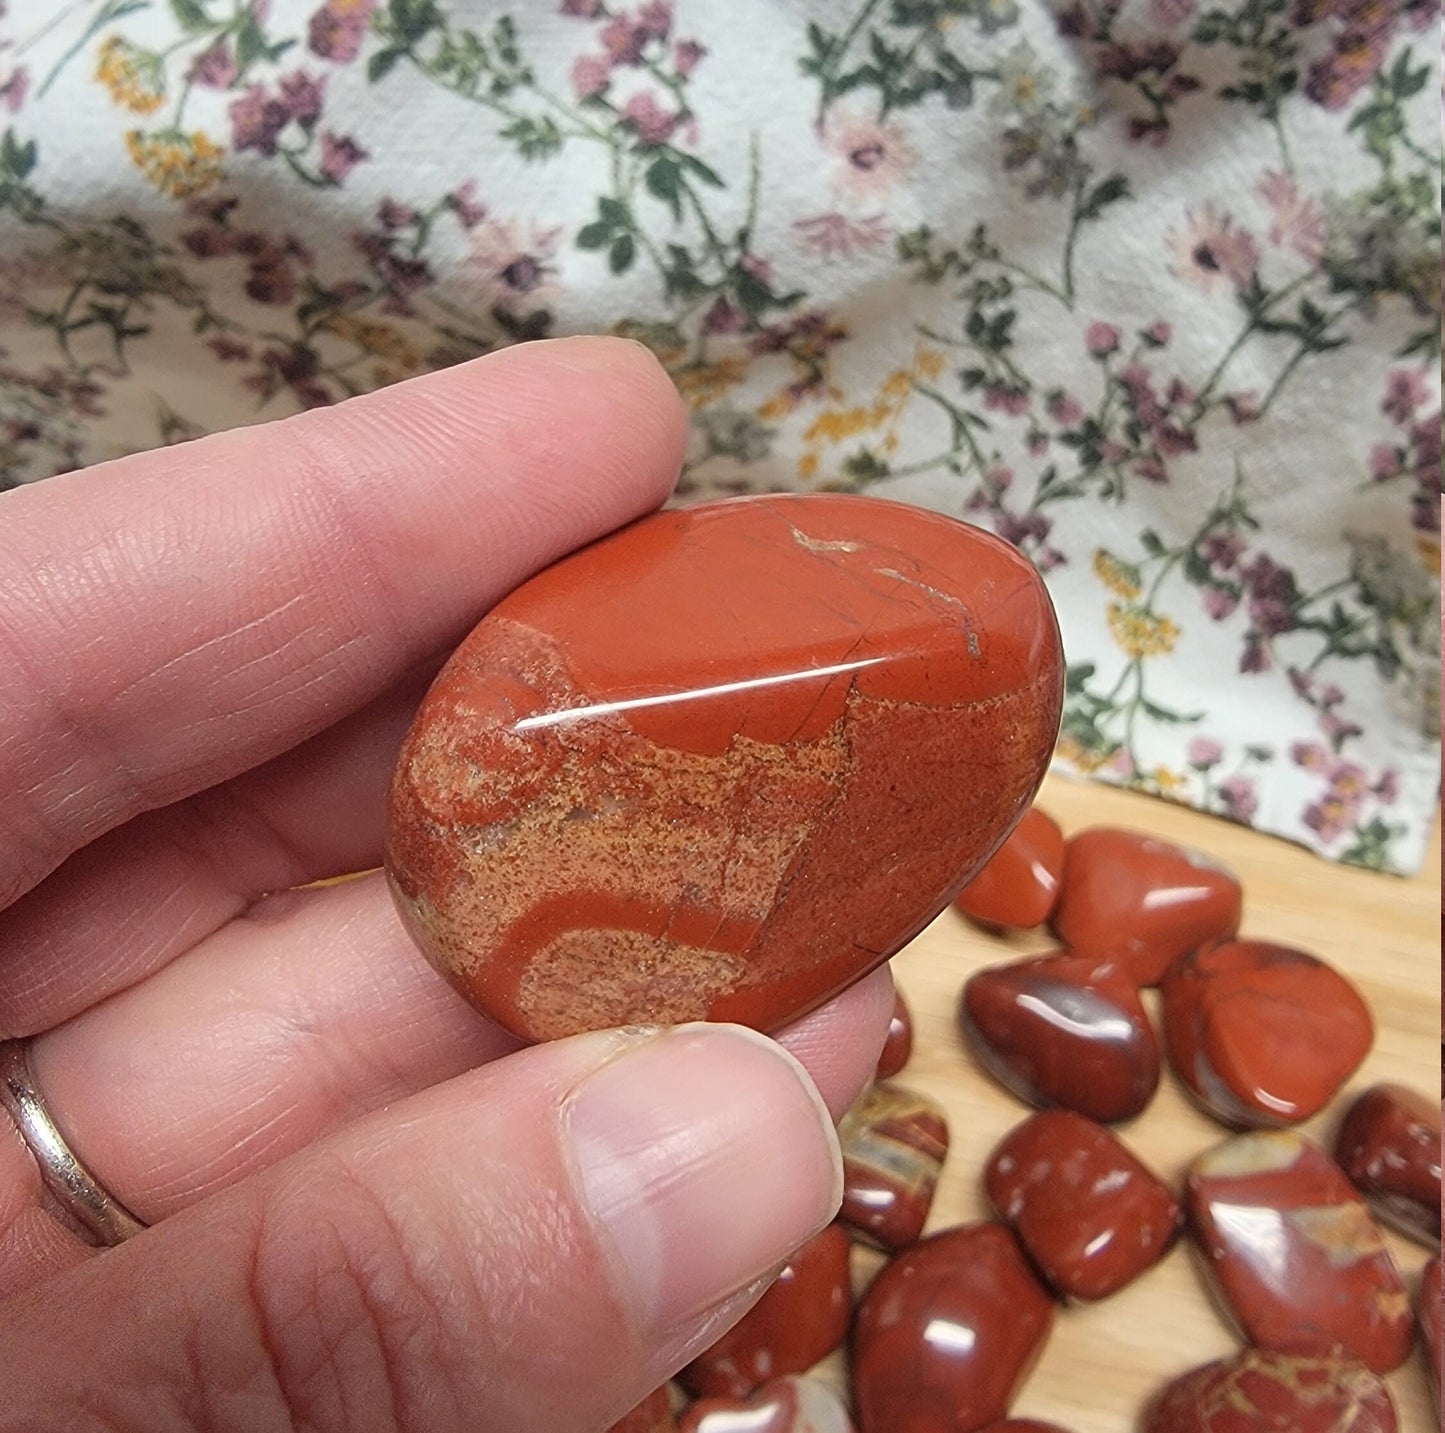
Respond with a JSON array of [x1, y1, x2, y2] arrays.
[[1185, 1131, 1412, 1373], [1163, 940, 1372, 1127], [678, 1224, 850, 1399], [985, 1109, 1180, 1301], [852, 1223, 1053, 1433], [1333, 1083, 1441, 1246], [960, 950, 1160, 1122], [387, 493, 1063, 1040], [1051, 828, 1241, 985], [955, 806, 1065, 929], [1140, 1350, 1397, 1432], [679, 1376, 855, 1433], [837, 1084, 949, 1251]]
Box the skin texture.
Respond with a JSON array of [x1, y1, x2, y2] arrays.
[[0, 339, 893, 1433]]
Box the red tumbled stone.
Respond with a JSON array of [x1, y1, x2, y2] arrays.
[[679, 1376, 855, 1433], [852, 1223, 1053, 1433], [1186, 1130, 1412, 1373], [1050, 828, 1241, 985], [607, 1386, 677, 1433], [985, 1109, 1180, 1301], [955, 807, 1065, 929], [1162, 940, 1373, 1127], [1420, 1256, 1441, 1410], [837, 1084, 949, 1250], [1334, 1083, 1441, 1246], [876, 990, 913, 1080], [386, 493, 1063, 1041], [678, 1224, 850, 1399], [1140, 1350, 1397, 1433], [960, 950, 1160, 1122]]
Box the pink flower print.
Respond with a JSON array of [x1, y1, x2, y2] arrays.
[[1134, 454, 1168, 483], [278, 70, 325, 128], [1141, 320, 1172, 346], [377, 198, 417, 230], [1200, 531, 1245, 570], [1149, 0, 1195, 23], [1381, 366, 1427, 424], [229, 87, 291, 155], [637, 1, 673, 38], [1241, 552, 1300, 636], [319, 132, 367, 183], [823, 108, 916, 202], [188, 41, 236, 89], [792, 211, 890, 260], [307, 0, 377, 63], [1202, 585, 1238, 620], [983, 384, 1029, 415], [1047, 390, 1083, 425], [602, 12, 653, 65], [983, 463, 1014, 494], [701, 296, 744, 334], [0, 66, 27, 113], [1225, 391, 1260, 424], [621, 91, 680, 145], [1369, 442, 1403, 480], [571, 54, 611, 98], [1155, 422, 1197, 456], [1216, 774, 1258, 821], [1085, 321, 1120, 356], [1187, 736, 1224, 768], [560, 0, 600, 14], [673, 39, 706, 75], [1373, 770, 1399, 804], [1291, 740, 1330, 771], [468, 219, 563, 315], [448, 181, 487, 230], [1257, 172, 1326, 264], [1167, 206, 1259, 293]]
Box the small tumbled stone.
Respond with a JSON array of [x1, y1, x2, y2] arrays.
[[1050, 827, 1241, 985], [1419, 1256, 1440, 1411], [960, 950, 1160, 1122], [1185, 1130, 1412, 1373], [875, 990, 913, 1080], [1139, 1350, 1397, 1433], [1163, 939, 1373, 1127], [954, 806, 1065, 929], [1333, 1083, 1441, 1246], [985, 1109, 1180, 1301], [678, 1376, 855, 1433], [837, 1083, 948, 1251]]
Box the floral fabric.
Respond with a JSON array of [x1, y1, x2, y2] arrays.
[[0, 0, 1438, 871]]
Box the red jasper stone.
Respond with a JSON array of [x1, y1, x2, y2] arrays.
[[1140, 1350, 1397, 1433], [1420, 1256, 1441, 1410], [386, 493, 1063, 1041], [1050, 828, 1241, 985], [679, 1376, 855, 1433], [976, 1424, 1076, 1433], [955, 807, 1065, 929], [984, 1109, 1180, 1301], [960, 950, 1160, 1122], [851, 1223, 1054, 1433], [678, 1224, 850, 1399], [837, 1084, 949, 1250], [1162, 940, 1373, 1127], [1333, 1083, 1441, 1245], [1185, 1131, 1413, 1372], [607, 1386, 677, 1433], [876, 990, 913, 1080]]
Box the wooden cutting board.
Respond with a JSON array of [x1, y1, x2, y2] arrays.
[[810, 770, 1440, 1432]]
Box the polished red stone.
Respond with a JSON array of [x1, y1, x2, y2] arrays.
[[679, 1376, 855, 1433], [1140, 1350, 1397, 1432], [976, 1424, 1076, 1433], [960, 950, 1160, 1122], [1050, 828, 1242, 985], [1185, 1131, 1412, 1372], [1162, 940, 1373, 1127], [955, 807, 1065, 929], [678, 1224, 850, 1399], [852, 1223, 1053, 1433], [985, 1109, 1180, 1301], [1420, 1256, 1441, 1409], [607, 1386, 677, 1433], [386, 493, 1063, 1041], [837, 1084, 949, 1250], [876, 990, 913, 1080], [1333, 1083, 1441, 1245]]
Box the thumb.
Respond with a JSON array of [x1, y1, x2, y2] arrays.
[[0, 1024, 842, 1433]]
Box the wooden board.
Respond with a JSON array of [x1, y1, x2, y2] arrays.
[[812, 771, 1440, 1431]]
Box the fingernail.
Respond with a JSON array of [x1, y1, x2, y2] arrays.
[[563, 1023, 842, 1337]]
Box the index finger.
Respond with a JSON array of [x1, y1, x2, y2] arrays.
[[0, 337, 685, 910]]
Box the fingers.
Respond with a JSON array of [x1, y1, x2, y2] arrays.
[[0, 337, 685, 911], [0, 1025, 842, 1433], [0, 868, 893, 1290]]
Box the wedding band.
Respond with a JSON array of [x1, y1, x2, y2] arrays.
[[0, 1038, 145, 1246]]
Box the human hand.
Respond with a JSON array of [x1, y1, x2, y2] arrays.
[[0, 338, 893, 1431]]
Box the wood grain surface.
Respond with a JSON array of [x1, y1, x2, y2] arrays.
[[812, 771, 1440, 1432]]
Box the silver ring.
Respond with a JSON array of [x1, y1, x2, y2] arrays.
[[0, 1038, 145, 1246]]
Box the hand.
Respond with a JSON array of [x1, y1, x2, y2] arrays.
[[0, 338, 892, 1432]]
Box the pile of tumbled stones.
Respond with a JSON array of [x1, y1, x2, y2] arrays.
[[605, 813, 1442, 1433]]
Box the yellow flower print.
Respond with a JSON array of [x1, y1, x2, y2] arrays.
[[1150, 765, 1188, 793], [96, 36, 165, 116], [673, 357, 746, 410], [325, 314, 422, 373], [1092, 548, 1142, 600], [1107, 603, 1180, 659], [803, 406, 872, 444], [1055, 735, 1112, 773], [125, 130, 224, 199]]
